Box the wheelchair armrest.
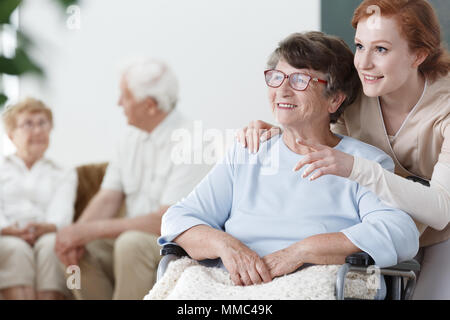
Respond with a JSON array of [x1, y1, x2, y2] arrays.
[[345, 252, 375, 267], [345, 252, 420, 271], [157, 244, 220, 281], [337, 252, 420, 300], [160, 243, 189, 257], [157, 244, 190, 282], [385, 260, 420, 272]]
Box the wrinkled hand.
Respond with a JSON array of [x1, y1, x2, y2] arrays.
[[218, 237, 272, 286], [263, 246, 304, 278], [54, 224, 89, 264], [1, 225, 27, 238], [235, 120, 281, 153], [22, 222, 56, 246], [21, 228, 37, 246], [293, 138, 354, 180], [1, 224, 35, 246], [58, 246, 86, 267]]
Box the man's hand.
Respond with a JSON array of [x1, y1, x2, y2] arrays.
[[58, 246, 86, 267], [217, 236, 272, 286], [262, 245, 304, 278], [54, 224, 92, 263]]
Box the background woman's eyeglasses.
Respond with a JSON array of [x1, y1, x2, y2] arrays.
[[17, 119, 51, 132], [264, 69, 328, 91]]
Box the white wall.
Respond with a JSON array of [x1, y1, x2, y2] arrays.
[[2, 0, 320, 167]]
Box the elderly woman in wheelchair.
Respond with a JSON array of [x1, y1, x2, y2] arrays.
[[149, 32, 419, 300]]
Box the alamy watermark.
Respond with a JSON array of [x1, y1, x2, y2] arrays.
[[366, 5, 382, 30], [169, 121, 280, 176], [365, 265, 381, 291], [66, 265, 81, 290], [66, 5, 81, 30]]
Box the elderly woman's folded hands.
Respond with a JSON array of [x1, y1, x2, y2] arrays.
[[176, 225, 310, 286], [204, 234, 307, 285], [0, 222, 56, 246], [0, 225, 27, 238], [217, 234, 273, 286]]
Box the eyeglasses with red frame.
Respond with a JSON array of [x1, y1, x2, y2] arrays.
[[264, 69, 328, 91]]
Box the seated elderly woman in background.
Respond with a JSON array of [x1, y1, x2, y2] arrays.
[[0, 98, 77, 300], [153, 32, 419, 299]]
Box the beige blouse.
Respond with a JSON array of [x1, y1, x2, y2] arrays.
[[332, 74, 450, 247]]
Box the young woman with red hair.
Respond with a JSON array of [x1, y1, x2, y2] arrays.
[[237, 0, 450, 299]]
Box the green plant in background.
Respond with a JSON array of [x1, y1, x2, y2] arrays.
[[0, 0, 78, 108]]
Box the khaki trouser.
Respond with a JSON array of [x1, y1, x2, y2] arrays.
[[413, 238, 450, 300], [0, 233, 68, 295], [69, 230, 161, 300]]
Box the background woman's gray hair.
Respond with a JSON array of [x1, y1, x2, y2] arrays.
[[122, 58, 179, 112]]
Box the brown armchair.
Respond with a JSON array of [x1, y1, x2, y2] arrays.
[[74, 163, 125, 221]]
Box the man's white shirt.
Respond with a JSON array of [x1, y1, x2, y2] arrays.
[[101, 110, 213, 218]]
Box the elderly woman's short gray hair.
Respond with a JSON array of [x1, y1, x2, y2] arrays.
[[267, 32, 361, 123], [122, 58, 179, 112]]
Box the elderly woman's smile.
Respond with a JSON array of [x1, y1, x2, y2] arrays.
[[268, 60, 332, 138], [276, 103, 298, 110]]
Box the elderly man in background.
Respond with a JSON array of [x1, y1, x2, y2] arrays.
[[54, 59, 212, 300]]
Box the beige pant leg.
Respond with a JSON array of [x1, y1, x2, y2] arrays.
[[0, 236, 35, 290], [34, 233, 69, 296], [413, 239, 450, 299], [71, 238, 115, 300], [112, 231, 162, 300]]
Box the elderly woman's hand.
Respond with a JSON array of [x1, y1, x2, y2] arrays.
[[263, 246, 304, 278], [0, 224, 37, 246], [0, 225, 27, 237], [293, 138, 354, 180], [235, 120, 281, 154], [218, 236, 272, 286], [174, 225, 273, 286], [22, 222, 57, 245]]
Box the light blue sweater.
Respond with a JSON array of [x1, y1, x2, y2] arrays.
[[159, 134, 419, 268]]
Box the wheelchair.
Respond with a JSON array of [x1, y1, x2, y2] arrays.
[[156, 243, 420, 300], [155, 176, 427, 300]]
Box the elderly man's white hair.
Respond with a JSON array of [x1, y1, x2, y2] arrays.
[[122, 58, 179, 112]]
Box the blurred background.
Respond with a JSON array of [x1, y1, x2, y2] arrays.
[[0, 0, 448, 167]]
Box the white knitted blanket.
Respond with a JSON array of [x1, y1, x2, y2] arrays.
[[144, 257, 379, 300]]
